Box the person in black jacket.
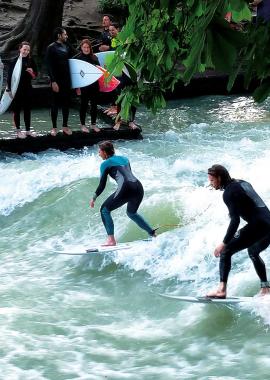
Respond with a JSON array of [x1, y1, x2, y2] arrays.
[[76, 39, 100, 133], [206, 164, 270, 298], [98, 15, 112, 52], [46, 27, 75, 136], [6, 41, 37, 139]]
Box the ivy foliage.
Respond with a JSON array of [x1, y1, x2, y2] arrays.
[[109, 0, 270, 119]]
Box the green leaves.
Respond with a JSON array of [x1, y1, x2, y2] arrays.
[[112, 0, 270, 117]]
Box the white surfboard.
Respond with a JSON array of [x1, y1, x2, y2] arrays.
[[96, 51, 124, 77], [69, 59, 103, 89], [159, 294, 253, 304], [56, 238, 153, 255], [0, 55, 22, 115], [0, 57, 3, 92]]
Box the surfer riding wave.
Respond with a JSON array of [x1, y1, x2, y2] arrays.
[[90, 141, 156, 246]]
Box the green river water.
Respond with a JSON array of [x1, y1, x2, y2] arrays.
[[1, 95, 270, 379]]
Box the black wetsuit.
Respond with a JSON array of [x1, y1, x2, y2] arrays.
[[76, 53, 100, 125], [7, 56, 37, 131], [93, 155, 154, 236], [220, 179, 270, 283], [100, 29, 111, 48], [45, 41, 74, 128]]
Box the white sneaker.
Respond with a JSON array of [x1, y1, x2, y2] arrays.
[[17, 130, 26, 139]]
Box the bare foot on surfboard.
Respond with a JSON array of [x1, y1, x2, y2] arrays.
[[101, 236, 117, 246], [258, 287, 270, 296], [206, 290, 226, 299]]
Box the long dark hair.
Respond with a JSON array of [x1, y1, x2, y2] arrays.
[[99, 141, 115, 157], [208, 164, 232, 189]]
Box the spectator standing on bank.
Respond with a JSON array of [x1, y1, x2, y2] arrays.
[[6, 41, 37, 139], [76, 39, 101, 133], [46, 27, 75, 136]]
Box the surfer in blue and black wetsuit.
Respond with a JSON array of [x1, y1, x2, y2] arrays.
[[206, 164, 270, 298], [90, 141, 156, 246]]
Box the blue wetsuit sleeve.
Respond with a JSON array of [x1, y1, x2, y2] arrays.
[[223, 192, 240, 244]]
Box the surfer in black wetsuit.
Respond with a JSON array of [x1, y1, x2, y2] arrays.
[[46, 27, 75, 136], [6, 41, 37, 139], [206, 164, 270, 298], [76, 39, 100, 133], [90, 141, 156, 246], [99, 15, 112, 52]]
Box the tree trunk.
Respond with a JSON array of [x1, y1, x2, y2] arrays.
[[0, 0, 65, 55]]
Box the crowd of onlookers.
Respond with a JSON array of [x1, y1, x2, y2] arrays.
[[0, 14, 137, 139], [1, 1, 270, 139]]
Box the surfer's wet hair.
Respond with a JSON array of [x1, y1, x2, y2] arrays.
[[99, 141, 115, 157], [208, 164, 232, 189]]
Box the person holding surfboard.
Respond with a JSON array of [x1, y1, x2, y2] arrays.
[[46, 27, 75, 136], [90, 141, 156, 246], [76, 39, 101, 133], [207, 164, 270, 298], [6, 41, 37, 139]]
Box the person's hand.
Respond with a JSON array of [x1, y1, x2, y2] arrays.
[[51, 82, 59, 93], [76, 88, 81, 96], [90, 199, 95, 208], [26, 68, 36, 79], [214, 243, 226, 257], [99, 45, 110, 52]]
